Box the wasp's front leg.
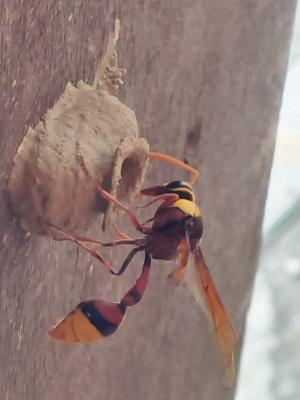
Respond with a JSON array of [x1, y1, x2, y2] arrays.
[[77, 155, 147, 234], [137, 192, 179, 209]]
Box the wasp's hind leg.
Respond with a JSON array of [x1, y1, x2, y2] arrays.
[[112, 223, 133, 240], [47, 222, 142, 275], [48, 252, 152, 343]]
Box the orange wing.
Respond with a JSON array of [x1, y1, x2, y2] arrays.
[[193, 246, 236, 388], [168, 238, 190, 286]]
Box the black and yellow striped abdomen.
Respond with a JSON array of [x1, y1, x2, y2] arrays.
[[48, 300, 126, 343]]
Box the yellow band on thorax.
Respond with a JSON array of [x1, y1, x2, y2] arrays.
[[171, 199, 201, 217]]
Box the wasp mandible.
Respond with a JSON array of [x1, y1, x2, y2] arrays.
[[48, 152, 236, 387]]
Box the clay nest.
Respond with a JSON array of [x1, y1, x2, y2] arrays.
[[7, 19, 149, 237]]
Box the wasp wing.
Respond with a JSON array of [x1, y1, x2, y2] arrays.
[[168, 238, 190, 286], [193, 246, 236, 388]]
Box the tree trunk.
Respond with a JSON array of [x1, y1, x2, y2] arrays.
[[0, 1, 296, 399]]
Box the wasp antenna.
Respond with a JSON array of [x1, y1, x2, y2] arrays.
[[148, 152, 199, 185]]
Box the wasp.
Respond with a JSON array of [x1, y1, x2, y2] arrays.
[[48, 152, 236, 387]]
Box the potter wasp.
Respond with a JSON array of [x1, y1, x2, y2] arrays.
[[48, 152, 236, 387]]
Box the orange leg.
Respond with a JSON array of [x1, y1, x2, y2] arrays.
[[57, 231, 115, 274], [48, 223, 142, 275], [136, 193, 179, 209], [48, 223, 136, 248], [112, 223, 133, 240], [77, 155, 147, 233], [140, 216, 155, 227], [148, 151, 199, 185]]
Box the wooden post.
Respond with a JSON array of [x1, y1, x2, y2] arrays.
[[0, 1, 296, 399]]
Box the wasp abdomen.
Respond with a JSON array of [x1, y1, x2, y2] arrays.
[[48, 300, 125, 343]]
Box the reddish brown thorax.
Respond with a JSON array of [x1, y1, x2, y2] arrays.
[[146, 196, 203, 260]]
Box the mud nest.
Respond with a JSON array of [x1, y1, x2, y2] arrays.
[[8, 19, 149, 237]]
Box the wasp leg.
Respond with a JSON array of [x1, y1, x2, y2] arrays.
[[141, 216, 155, 227], [48, 223, 141, 275], [148, 151, 199, 185], [45, 221, 107, 246], [77, 155, 147, 233], [168, 238, 190, 286], [72, 240, 141, 275], [112, 223, 133, 240], [48, 222, 138, 248], [136, 193, 179, 209], [48, 251, 151, 343], [139, 185, 168, 197]]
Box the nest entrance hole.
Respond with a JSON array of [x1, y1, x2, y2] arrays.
[[117, 156, 144, 202]]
